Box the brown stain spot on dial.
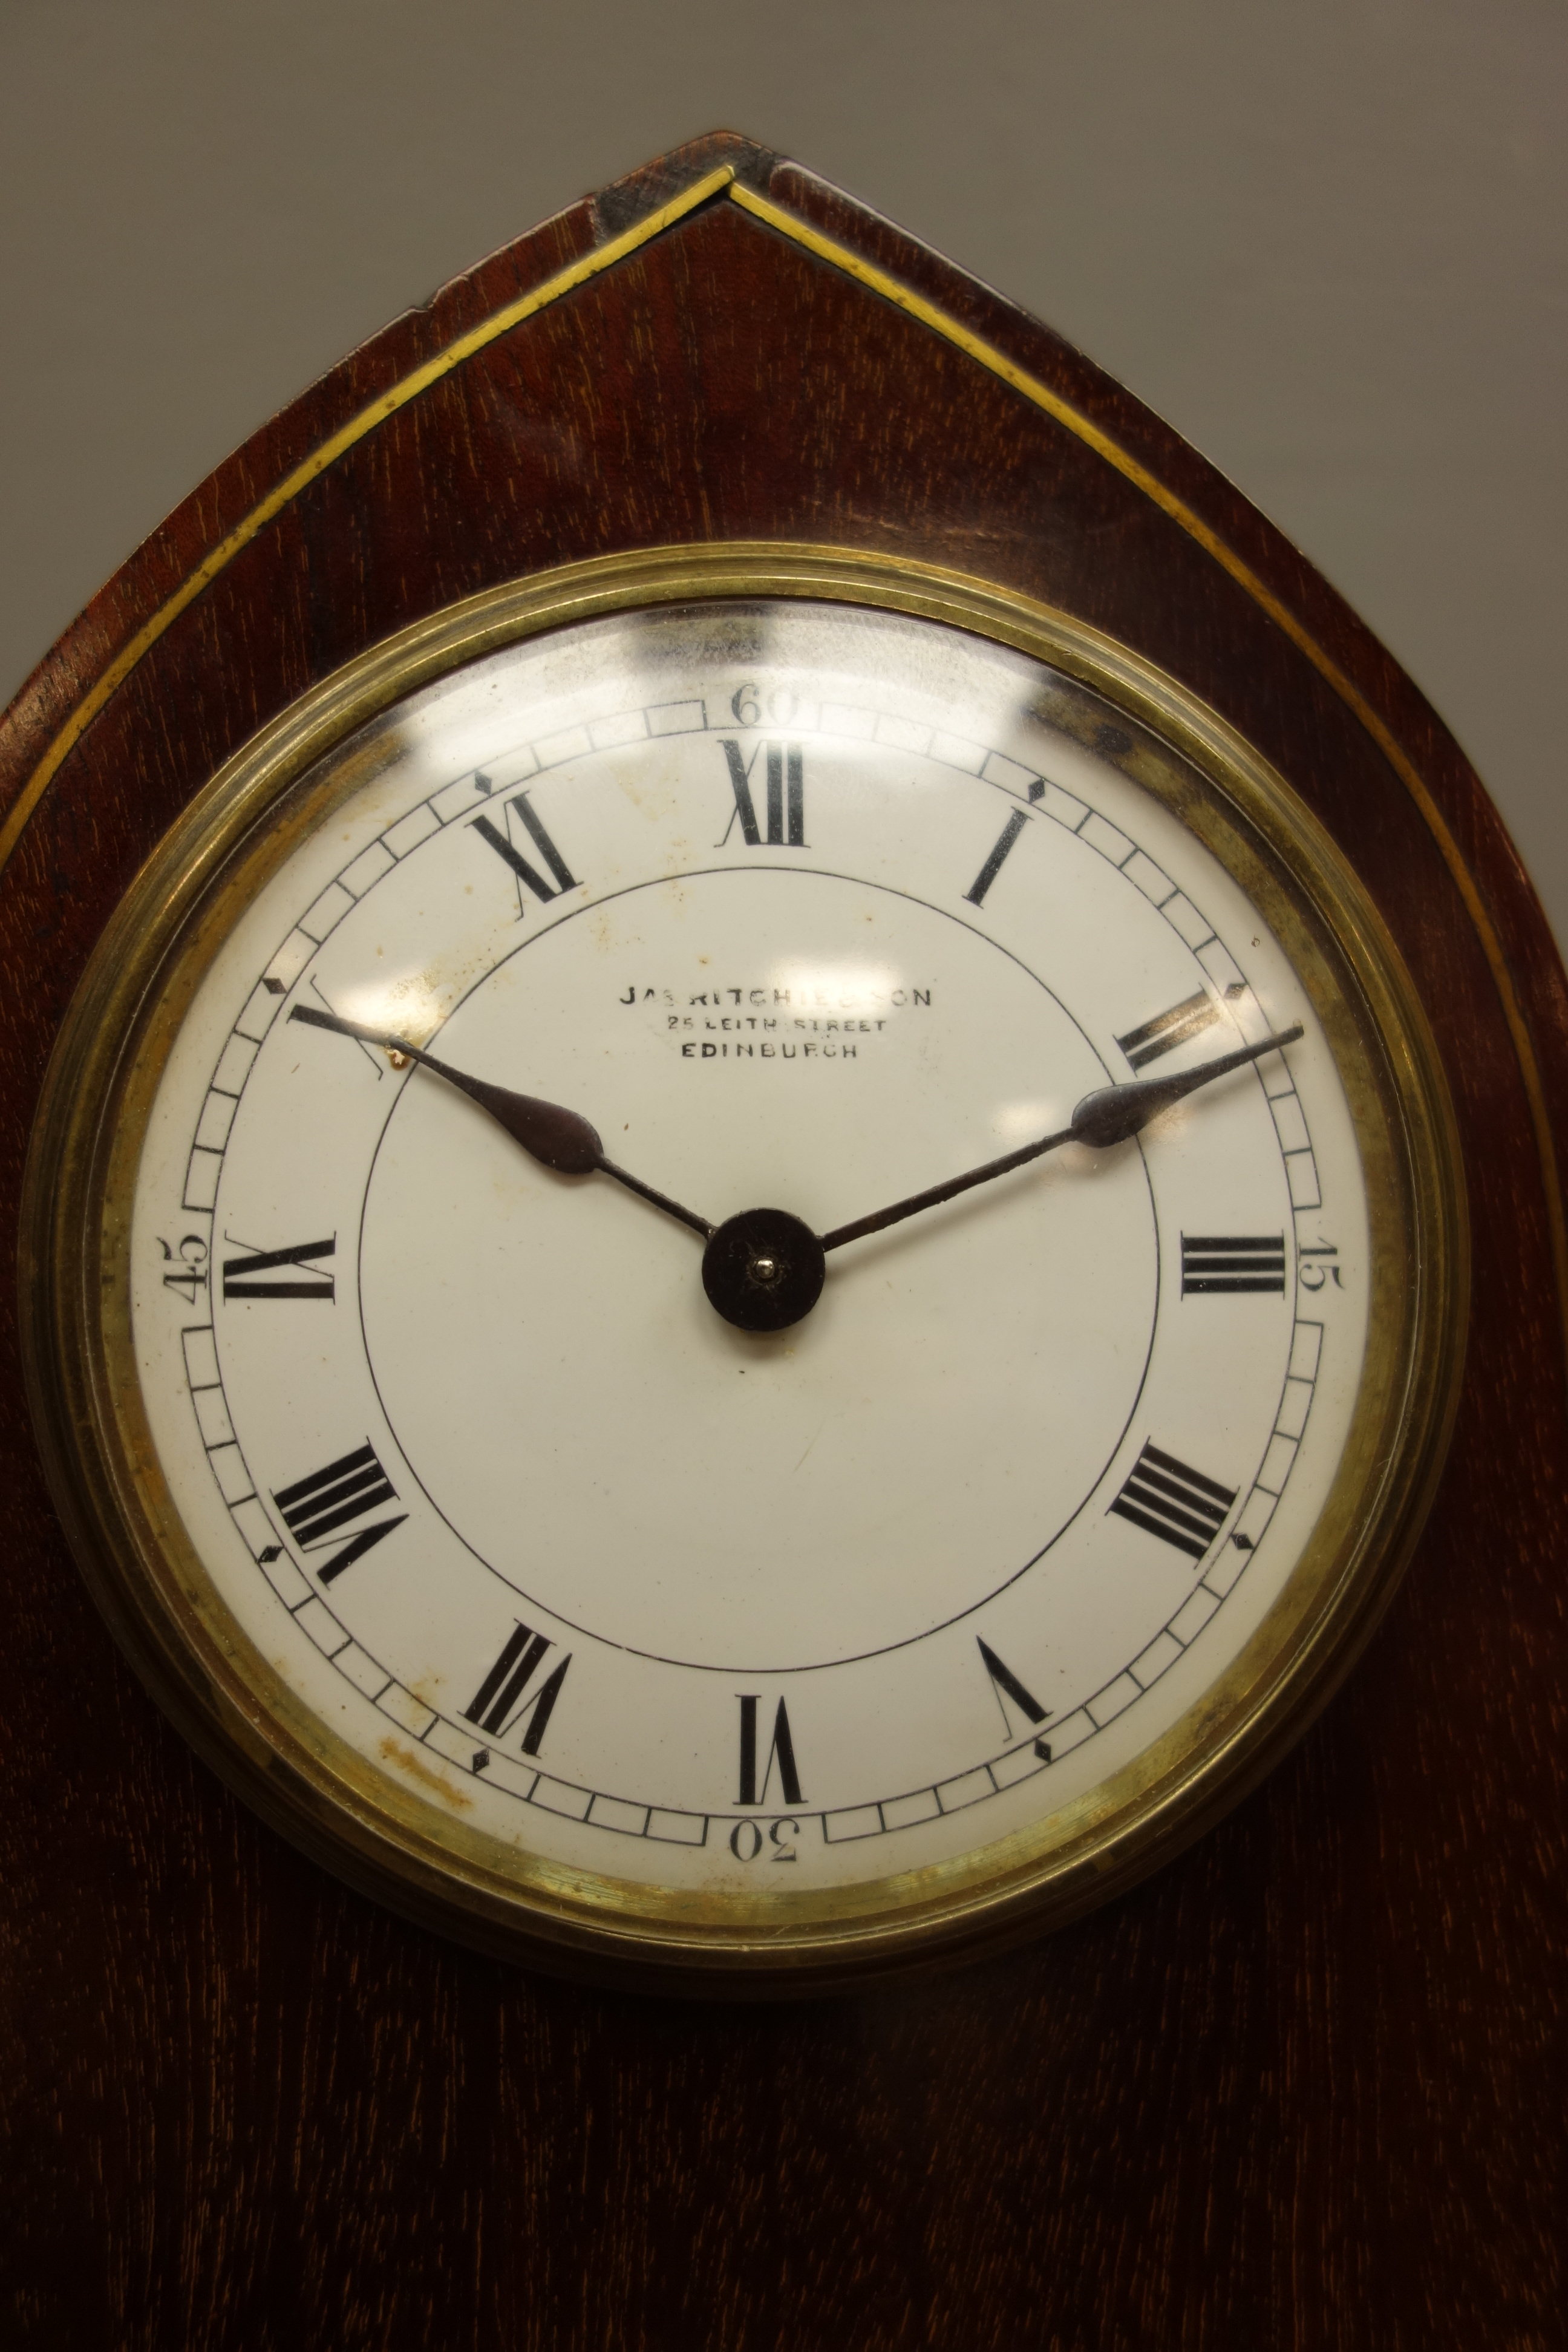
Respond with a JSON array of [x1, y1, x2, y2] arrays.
[[377, 1736, 474, 1810]]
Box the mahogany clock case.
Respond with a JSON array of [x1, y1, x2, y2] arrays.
[[1, 132, 1562, 2342]]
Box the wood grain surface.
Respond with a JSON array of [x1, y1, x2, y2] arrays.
[[0, 132, 1561, 2350]]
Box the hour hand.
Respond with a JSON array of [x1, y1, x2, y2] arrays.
[[820, 1025, 1304, 1252], [288, 1005, 714, 1239]]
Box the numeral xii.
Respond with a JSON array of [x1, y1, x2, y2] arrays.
[[720, 740, 805, 847]]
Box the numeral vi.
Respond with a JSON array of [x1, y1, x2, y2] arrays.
[[736, 1695, 804, 1806]]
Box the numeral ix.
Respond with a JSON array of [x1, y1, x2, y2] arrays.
[[223, 1236, 335, 1301]]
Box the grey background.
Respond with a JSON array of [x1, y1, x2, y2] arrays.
[[3, 0, 1563, 940]]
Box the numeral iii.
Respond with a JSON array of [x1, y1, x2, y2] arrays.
[[1180, 1234, 1286, 1295]]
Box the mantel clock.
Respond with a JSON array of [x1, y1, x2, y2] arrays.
[[5, 133, 1557, 1998]]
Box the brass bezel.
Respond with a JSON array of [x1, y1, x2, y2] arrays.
[[19, 544, 1468, 1995]]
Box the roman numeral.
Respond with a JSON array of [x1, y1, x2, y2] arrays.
[[1180, 1233, 1287, 1294], [308, 1517, 405, 1587], [275, 1441, 394, 1543], [463, 1624, 570, 1754], [471, 787, 579, 904], [978, 1638, 1054, 1760], [963, 809, 1031, 906], [736, 1695, 804, 1806], [222, 1235, 335, 1301], [1109, 1443, 1236, 1561], [978, 1638, 1047, 1723], [1116, 988, 1220, 1070], [272, 1440, 407, 1584], [719, 740, 805, 847]]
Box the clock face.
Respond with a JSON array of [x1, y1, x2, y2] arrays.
[[31, 560, 1460, 1978]]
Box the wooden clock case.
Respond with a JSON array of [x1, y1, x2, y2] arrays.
[[1, 131, 1561, 2349]]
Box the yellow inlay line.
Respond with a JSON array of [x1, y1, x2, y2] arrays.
[[2, 158, 1558, 1347], [730, 178, 1567, 1345], [0, 163, 736, 877]]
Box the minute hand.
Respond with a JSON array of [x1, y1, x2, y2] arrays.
[[818, 1025, 1305, 1253], [289, 1004, 715, 1240]]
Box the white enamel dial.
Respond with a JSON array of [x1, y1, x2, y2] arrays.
[[126, 600, 1371, 1900]]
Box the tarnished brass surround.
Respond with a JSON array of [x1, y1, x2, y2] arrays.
[[18, 546, 1468, 1994]]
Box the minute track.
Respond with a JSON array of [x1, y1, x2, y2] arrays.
[[101, 585, 1394, 1932]]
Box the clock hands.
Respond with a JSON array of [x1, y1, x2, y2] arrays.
[[817, 1025, 1305, 1255], [288, 1002, 1302, 1327], [287, 1005, 716, 1240]]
